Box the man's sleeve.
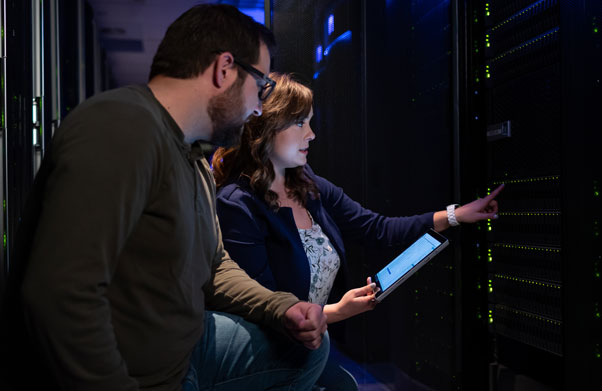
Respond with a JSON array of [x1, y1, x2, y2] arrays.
[[21, 102, 160, 390]]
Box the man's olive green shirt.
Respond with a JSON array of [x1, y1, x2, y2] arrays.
[[22, 85, 299, 391]]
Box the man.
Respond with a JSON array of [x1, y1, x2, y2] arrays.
[[5, 5, 328, 391]]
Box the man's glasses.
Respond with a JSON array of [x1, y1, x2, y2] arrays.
[[233, 58, 276, 101]]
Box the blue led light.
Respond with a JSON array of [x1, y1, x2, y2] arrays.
[[313, 70, 321, 80], [328, 14, 334, 36], [490, 27, 559, 63], [316, 45, 323, 63], [323, 30, 352, 56]]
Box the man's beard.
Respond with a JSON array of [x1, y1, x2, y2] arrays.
[[207, 75, 248, 147]]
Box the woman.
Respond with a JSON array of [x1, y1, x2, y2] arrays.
[[213, 73, 502, 388]]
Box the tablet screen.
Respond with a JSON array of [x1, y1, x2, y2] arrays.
[[376, 231, 445, 292]]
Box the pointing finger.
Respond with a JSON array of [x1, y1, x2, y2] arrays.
[[484, 184, 504, 201]]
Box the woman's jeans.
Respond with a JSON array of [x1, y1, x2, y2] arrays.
[[182, 311, 329, 391]]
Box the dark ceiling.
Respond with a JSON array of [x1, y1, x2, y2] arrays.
[[87, 0, 266, 87]]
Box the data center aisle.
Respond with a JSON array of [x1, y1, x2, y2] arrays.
[[333, 348, 437, 391]]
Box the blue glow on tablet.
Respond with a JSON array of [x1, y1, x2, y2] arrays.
[[376, 233, 442, 291]]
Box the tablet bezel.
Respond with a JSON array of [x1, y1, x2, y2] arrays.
[[373, 229, 449, 302]]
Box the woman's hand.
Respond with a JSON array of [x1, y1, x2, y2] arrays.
[[324, 277, 378, 323], [455, 184, 504, 223], [433, 184, 504, 231]]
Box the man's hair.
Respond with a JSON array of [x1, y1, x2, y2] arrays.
[[212, 73, 319, 210], [149, 4, 275, 80]]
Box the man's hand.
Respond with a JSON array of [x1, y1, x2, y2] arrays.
[[283, 302, 327, 350]]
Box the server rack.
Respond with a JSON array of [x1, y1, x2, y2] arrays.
[[464, 0, 602, 388], [0, 0, 108, 307], [0, 0, 7, 294], [1, 0, 36, 295]]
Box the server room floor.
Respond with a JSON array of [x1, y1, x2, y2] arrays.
[[332, 348, 436, 391]]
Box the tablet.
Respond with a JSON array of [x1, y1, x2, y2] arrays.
[[373, 229, 449, 302]]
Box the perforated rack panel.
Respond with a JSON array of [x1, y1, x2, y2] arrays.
[[466, 0, 602, 388]]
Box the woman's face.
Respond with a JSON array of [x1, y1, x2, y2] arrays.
[[269, 108, 315, 174]]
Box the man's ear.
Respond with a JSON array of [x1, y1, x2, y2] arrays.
[[213, 52, 236, 88]]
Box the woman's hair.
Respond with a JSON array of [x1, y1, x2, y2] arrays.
[[212, 73, 319, 210]]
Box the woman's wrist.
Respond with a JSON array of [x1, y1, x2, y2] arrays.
[[323, 303, 342, 324], [433, 210, 451, 232]]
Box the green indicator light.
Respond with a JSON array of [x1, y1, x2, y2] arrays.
[[488, 257, 493, 262], [3, 233, 6, 248], [596, 272, 600, 278], [486, 43, 491, 47], [415, 312, 419, 317], [488, 226, 492, 231], [597, 353, 601, 359], [486, 73, 491, 78], [475, 77, 480, 83], [596, 312, 601, 318], [489, 317, 493, 324], [477, 313, 482, 319], [595, 28, 599, 33], [486, 12, 490, 16], [595, 191, 600, 197], [477, 284, 482, 289], [474, 18, 478, 23]]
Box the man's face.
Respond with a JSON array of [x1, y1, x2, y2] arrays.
[[207, 75, 246, 147], [207, 43, 270, 147]]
